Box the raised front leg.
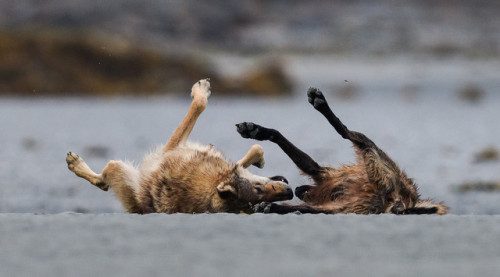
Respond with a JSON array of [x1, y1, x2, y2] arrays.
[[236, 122, 322, 176], [164, 79, 211, 152], [307, 87, 403, 191], [237, 144, 265, 168]]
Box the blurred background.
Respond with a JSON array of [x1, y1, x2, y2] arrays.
[[1, 0, 499, 214], [1, 0, 499, 96]]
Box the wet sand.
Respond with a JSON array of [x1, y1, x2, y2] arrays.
[[1, 213, 499, 277]]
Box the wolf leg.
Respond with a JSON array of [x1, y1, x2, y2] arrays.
[[253, 202, 327, 214], [405, 200, 448, 215], [164, 79, 211, 151], [236, 122, 322, 176], [237, 144, 265, 168], [307, 88, 402, 191], [66, 152, 108, 190], [66, 152, 141, 213], [100, 160, 142, 213]]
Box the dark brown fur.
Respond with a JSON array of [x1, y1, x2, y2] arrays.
[[237, 88, 448, 215]]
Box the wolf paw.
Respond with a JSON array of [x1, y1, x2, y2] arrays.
[[66, 152, 108, 191], [249, 144, 265, 168], [252, 202, 273, 213], [66, 152, 83, 172], [295, 185, 313, 200], [191, 78, 211, 99], [307, 87, 327, 109], [236, 122, 273, 141]]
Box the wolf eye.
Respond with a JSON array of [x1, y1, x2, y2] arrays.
[[255, 187, 264, 194], [270, 176, 288, 184]]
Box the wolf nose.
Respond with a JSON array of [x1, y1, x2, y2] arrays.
[[286, 187, 293, 199]]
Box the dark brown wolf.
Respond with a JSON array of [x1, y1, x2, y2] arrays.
[[236, 88, 448, 215], [66, 79, 293, 214]]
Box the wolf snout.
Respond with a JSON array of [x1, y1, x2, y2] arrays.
[[285, 187, 293, 199], [267, 177, 293, 200]]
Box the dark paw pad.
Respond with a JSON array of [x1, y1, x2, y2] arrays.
[[236, 122, 270, 141], [307, 87, 327, 109]]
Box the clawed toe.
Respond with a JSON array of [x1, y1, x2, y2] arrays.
[[66, 152, 82, 168]]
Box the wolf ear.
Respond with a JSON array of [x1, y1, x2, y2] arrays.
[[217, 182, 238, 199]]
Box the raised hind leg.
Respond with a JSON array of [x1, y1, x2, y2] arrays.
[[164, 79, 211, 152], [307, 88, 448, 215], [307, 88, 402, 192], [66, 152, 141, 213]]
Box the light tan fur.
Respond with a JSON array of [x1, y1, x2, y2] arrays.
[[163, 80, 210, 151], [66, 79, 292, 214], [237, 144, 265, 169]]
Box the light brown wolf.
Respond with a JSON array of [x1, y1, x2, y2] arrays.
[[66, 79, 293, 214], [236, 87, 448, 215]]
